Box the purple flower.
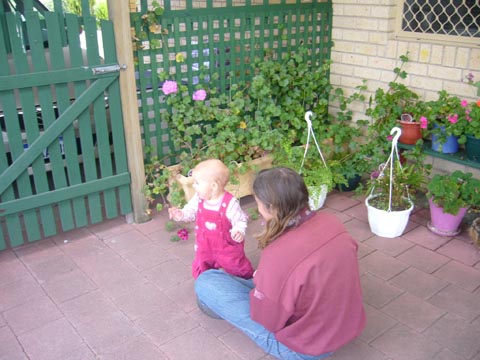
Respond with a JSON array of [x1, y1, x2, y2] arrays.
[[192, 89, 207, 101], [419, 116, 428, 129], [162, 80, 178, 95], [177, 228, 189, 241]]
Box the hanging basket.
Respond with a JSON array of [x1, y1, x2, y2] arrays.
[[366, 127, 414, 237], [366, 194, 413, 238], [308, 184, 328, 211], [301, 111, 330, 210]]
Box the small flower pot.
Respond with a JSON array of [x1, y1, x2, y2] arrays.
[[465, 135, 480, 162], [427, 198, 468, 236], [336, 174, 362, 192], [398, 120, 422, 145], [431, 125, 459, 154]]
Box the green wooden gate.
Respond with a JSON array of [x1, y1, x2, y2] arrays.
[[0, 4, 132, 249], [131, 0, 333, 161]]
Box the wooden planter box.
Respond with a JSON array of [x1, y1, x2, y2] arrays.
[[169, 156, 273, 202]]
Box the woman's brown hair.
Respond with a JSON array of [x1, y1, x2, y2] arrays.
[[253, 167, 309, 249]]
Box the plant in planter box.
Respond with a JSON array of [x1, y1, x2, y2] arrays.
[[143, 46, 334, 214], [426, 170, 480, 236], [247, 47, 331, 145]]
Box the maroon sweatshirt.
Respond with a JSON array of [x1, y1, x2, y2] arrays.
[[250, 210, 366, 355]]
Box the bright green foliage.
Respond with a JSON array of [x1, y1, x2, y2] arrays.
[[367, 160, 429, 211], [247, 207, 259, 221], [158, 46, 332, 175], [273, 141, 335, 192], [427, 170, 480, 215]]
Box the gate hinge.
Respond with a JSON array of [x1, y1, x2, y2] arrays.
[[92, 64, 127, 75]]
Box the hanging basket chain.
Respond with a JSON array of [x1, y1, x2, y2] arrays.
[[300, 111, 328, 174]]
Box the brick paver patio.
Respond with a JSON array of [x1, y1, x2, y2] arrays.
[[1, 191, 480, 360]]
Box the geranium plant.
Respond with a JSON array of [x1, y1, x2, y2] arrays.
[[143, 46, 334, 213], [361, 53, 429, 177], [425, 90, 467, 145], [462, 98, 480, 139], [427, 170, 480, 215]]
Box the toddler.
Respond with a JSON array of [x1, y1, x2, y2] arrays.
[[169, 159, 254, 279]]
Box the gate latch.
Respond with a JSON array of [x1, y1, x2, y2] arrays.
[[92, 64, 126, 75]]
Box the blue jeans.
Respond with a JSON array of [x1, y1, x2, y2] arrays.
[[194, 269, 333, 360]]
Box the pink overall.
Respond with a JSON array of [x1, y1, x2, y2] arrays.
[[192, 192, 254, 279]]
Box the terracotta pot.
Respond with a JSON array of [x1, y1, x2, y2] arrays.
[[398, 120, 422, 145]]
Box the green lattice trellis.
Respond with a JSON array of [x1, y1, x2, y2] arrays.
[[131, 0, 332, 162]]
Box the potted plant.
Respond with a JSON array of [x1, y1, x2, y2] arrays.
[[362, 53, 429, 175], [398, 99, 430, 145], [425, 90, 467, 153], [365, 54, 420, 139], [462, 98, 480, 162], [426, 170, 480, 236], [321, 84, 371, 191], [364, 127, 430, 238], [272, 138, 335, 210]]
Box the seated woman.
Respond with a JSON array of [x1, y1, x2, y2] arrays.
[[195, 166, 366, 360]]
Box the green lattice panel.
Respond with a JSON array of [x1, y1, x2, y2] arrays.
[[132, 0, 332, 159]]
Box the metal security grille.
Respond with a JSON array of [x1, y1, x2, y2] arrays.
[[131, 0, 333, 162], [397, 0, 480, 44]]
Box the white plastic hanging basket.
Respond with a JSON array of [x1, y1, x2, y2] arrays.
[[366, 127, 414, 238], [366, 194, 413, 238], [308, 184, 328, 211]]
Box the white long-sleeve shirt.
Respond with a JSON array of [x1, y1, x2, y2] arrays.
[[179, 192, 248, 235]]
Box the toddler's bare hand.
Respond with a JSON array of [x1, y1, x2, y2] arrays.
[[231, 230, 245, 243], [168, 207, 183, 221]]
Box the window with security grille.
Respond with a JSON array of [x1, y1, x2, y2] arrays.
[[396, 0, 479, 45]]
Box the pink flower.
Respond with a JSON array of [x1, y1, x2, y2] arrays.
[[177, 228, 189, 241], [162, 80, 178, 95], [419, 116, 428, 129], [461, 100, 468, 107], [448, 114, 458, 124], [192, 89, 207, 101], [387, 135, 393, 141]]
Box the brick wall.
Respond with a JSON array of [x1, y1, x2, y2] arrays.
[[330, 0, 480, 124]]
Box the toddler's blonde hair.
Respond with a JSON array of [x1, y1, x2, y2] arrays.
[[194, 159, 230, 188]]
